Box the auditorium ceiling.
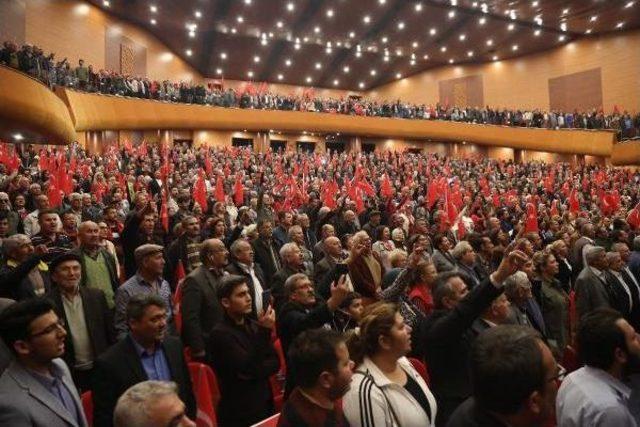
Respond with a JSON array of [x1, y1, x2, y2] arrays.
[[89, 0, 640, 90]]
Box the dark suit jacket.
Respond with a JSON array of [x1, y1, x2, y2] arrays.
[[180, 266, 225, 356], [622, 267, 640, 331], [447, 397, 506, 427], [165, 234, 201, 288], [575, 267, 612, 321], [92, 335, 195, 427], [226, 261, 266, 317], [271, 265, 305, 311], [71, 247, 119, 296], [313, 256, 336, 288], [571, 236, 593, 278], [48, 286, 115, 371], [252, 237, 280, 283], [556, 257, 573, 293], [208, 316, 279, 426], [0, 254, 50, 301], [604, 271, 632, 317], [417, 277, 503, 426]]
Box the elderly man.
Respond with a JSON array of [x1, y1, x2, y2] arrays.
[[0, 234, 49, 300], [68, 193, 83, 227], [346, 230, 384, 305], [277, 273, 350, 396], [0, 298, 88, 427], [452, 240, 482, 289], [0, 192, 21, 235], [272, 242, 307, 310], [605, 251, 639, 325], [180, 239, 228, 361], [73, 221, 119, 309], [504, 271, 547, 336], [47, 253, 115, 392], [575, 246, 615, 321], [314, 236, 343, 286], [289, 224, 314, 275], [313, 223, 336, 263], [114, 244, 173, 339], [252, 218, 281, 283], [114, 381, 195, 427], [226, 238, 266, 318], [612, 242, 640, 330]]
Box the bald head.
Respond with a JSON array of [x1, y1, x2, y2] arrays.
[[324, 236, 342, 258], [200, 238, 228, 268], [78, 221, 100, 249]]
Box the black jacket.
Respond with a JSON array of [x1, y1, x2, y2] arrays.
[[446, 397, 510, 427], [48, 286, 115, 371], [226, 261, 266, 318], [207, 316, 279, 426], [252, 237, 281, 283], [92, 335, 195, 427], [417, 277, 503, 426]]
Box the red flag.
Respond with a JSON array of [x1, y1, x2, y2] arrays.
[[427, 179, 439, 208], [627, 203, 640, 230], [47, 175, 63, 208], [39, 151, 50, 172], [357, 179, 376, 197], [524, 203, 539, 233], [214, 175, 225, 203], [457, 217, 466, 240], [233, 174, 244, 206], [381, 174, 393, 199], [569, 189, 580, 213], [550, 200, 559, 217], [204, 153, 213, 176], [188, 363, 218, 427], [193, 170, 208, 212], [175, 259, 186, 285], [160, 193, 169, 233]]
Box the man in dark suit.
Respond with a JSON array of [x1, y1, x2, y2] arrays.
[[121, 200, 164, 280], [575, 246, 613, 322], [605, 251, 639, 326], [252, 218, 281, 283], [417, 250, 528, 426], [313, 236, 342, 286], [208, 275, 279, 426], [180, 239, 227, 361], [0, 234, 50, 301], [0, 297, 88, 427], [312, 224, 336, 264], [272, 242, 308, 310], [226, 238, 267, 318], [571, 223, 596, 278], [92, 293, 195, 427], [47, 253, 115, 392], [613, 242, 640, 330], [296, 213, 317, 251]]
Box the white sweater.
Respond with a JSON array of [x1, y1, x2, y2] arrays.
[[343, 356, 437, 427]]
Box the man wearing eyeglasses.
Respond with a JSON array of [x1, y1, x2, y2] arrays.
[[0, 297, 88, 427]]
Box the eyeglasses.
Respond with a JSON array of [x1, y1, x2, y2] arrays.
[[30, 318, 66, 338], [547, 364, 567, 383]]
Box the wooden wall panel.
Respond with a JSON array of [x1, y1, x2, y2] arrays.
[[106, 32, 147, 76], [549, 68, 603, 112], [438, 75, 484, 108], [0, 0, 25, 45], [368, 30, 640, 114]]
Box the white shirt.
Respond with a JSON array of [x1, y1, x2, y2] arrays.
[[557, 366, 637, 427], [238, 262, 264, 314]]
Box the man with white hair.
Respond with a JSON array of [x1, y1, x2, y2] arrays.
[[575, 246, 614, 321], [452, 240, 482, 289], [346, 231, 383, 305], [504, 271, 547, 336], [271, 242, 306, 310], [114, 381, 195, 427], [0, 192, 20, 235]]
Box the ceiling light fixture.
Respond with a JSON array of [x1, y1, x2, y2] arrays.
[[102, 0, 110, 7], [479, 17, 486, 25], [220, 52, 227, 60], [306, 76, 312, 83], [359, 82, 365, 89], [363, 15, 371, 24], [253, 55, 260, 62], [486, 39, 493, 46], [415, 3, 423, 11], [512, 44, 519, 51], [616, 22, 624, 28], [286, 2, 294, 12], [449, 58, 454, 63], [285, 59, 292, 66], [277, 74, 284, 80], [396, 73, 402, 78], [448, 10, 456, 18], [247, 71, 254, 78], [326, 9, 334, 17], [150, 5, 157, 13], [493, 55, 499, 61], [398, 21, 405, 30], [150, 18, 157, 25], [315, 62, 322, 69], [467, 50, 474, 57], [185, 49, 192, 56], [430, 28, 437, 36], [216, 68, 222, 74], [333, 79, 339, 86], [194, 10, 201, 18], [508, 23, 515, 31], [13, 133, 23, 141], [459, 33, 466, 41], [534, 29, 541, 36]]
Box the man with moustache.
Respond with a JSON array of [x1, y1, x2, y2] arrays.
[[278, 329, 354, 427], [0, 298, 88, 427], [557, 308, 640, 426]]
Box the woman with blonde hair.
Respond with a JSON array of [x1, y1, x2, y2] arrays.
[[343, 302, 437, 426]]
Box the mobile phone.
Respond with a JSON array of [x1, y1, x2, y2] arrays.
[[332, 263, 350, 285], [261, 289, 272, 310]]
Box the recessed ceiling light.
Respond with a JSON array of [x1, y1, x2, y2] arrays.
[[237, 16, 244, 23], [314, 26, 321, 33], [276, 21, 283, 28], [412, 41, 419, 48], [220, 52, 227, 59], [254, 55, 260, 62], [349, 31, 356, 38], [363, 15, 371, 24], [315, 62, 322, 69], [486, 39, 493, 46], [616, 22, 624, 28], [194, 10, 201, 18], [449, 58, 454, 63], [396, 73, 402, 78], [231, 28, 237, 34], [359, 82, 365, 89], [512, 44, 519, 51], [585, 28, 592, 34], [423, 54, 429, 60], [150, 18, 157, 25], [244, 0, 252, 4], [448, 10, 456, 18], [261, 38, 268, 46], [285, 59, 292, 66], [492, 55, 499, 61], [590, 15, 598, 22], [189, 31, 196, 38], [185, 49, 192, 56], [410, 59, 416, 65], [102, 0, 110, 7], [355, 51, 362, 57], [277, 74, 284, 80], [333, 79, 339, 86], [306, 76, 312, 83], [625, 1, 635, 8], [397, 22, 405, 30], [534, 29, 541, 36], [467, 50, 474, 57], [562, 8, 569, 15], [294, 43, 301, 49], [558, 35, 566, 41], [430, 28, 437, 36], [247, 70, 254, 78], [370, 69, 377, 76], [326, 9, 334, 17], [508, 23, 515, 31], [415, 3, 423, 11], [479, 17, 486, 25], [381, 36, 388, 43], [13, 133, 23, 141], [531, 1, 538, 6], [379, 0, 386, 4], [440, 46, 447, 52], [343, 66, 350, 73], [150, 5, 157, 13], [459, 34, 466, 41], [286, 2, 294, 12], [216, 68, 222, 74]]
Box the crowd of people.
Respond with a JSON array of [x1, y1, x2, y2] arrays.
[[3, 40, 640, 140], [0, 139, 639, 426]]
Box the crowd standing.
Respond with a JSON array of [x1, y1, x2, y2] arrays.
[[0, 139, 639, 426], [2, 40, 640, 140]]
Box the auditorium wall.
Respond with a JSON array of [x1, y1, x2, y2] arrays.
[[367, 30, 640, 114], [0, 0, 202, 83]]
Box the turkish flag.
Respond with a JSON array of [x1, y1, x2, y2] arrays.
[[524, 203, 539, 233]]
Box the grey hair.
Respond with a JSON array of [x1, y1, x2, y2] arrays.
[[605, 251, 621, 263], [2, 234, 30, 258], [504, 271, 531, 299], [114, 381, 178, 427], [287, 225, 303, 239], [284, 273, 309, 298], [611, 242, 629, 253], [388, 249, 408, 268], [451, 241, 473, 260], [584, 246, 606, 265], [352, 230, 370, 245], [229, 238, 250, 255], [279, 242, 299, 259]]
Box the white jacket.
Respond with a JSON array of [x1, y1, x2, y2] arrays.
[[343, 356, 437, 427]]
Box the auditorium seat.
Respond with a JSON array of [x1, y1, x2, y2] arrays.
[[250, 413, 280, 427], [270, 338, 286, 411], [81, 391, 93, 427], [408, 357, 430, 386], [188, 362, 220, 427]]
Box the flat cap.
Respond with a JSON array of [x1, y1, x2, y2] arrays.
[[134, 244, 164, 265], [50, 252, 82, 273]]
